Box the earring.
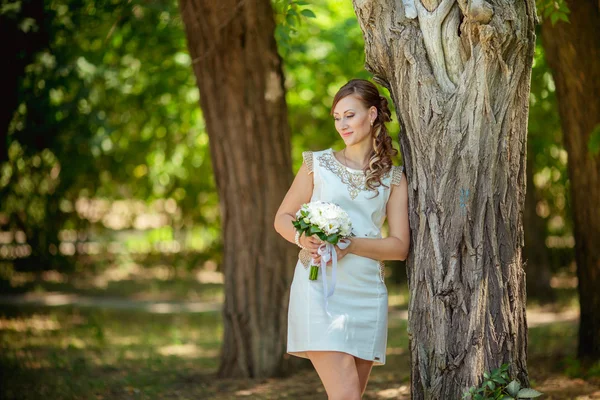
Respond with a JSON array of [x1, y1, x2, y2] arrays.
[[370, 120, 373, 126]]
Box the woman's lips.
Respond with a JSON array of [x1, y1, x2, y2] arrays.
[[341, 131, 353, 137]]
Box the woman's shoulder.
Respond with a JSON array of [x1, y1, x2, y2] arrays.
[[302, 148, 331, 158], [301, 148, 332, 173], [389, 165, 405, 186]]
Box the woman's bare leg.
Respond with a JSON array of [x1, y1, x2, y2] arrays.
[[354, 357, 374, 395], [306, 351, 361, 400]]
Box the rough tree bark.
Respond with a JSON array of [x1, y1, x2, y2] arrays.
[[179, 0, 297, 378], [352, 0, 535, 398], [541, 0, 600, 363]]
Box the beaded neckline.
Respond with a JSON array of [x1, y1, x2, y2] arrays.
[[316, 149, 403, 199], [328, 148, 365, 173], [317, 150, 368, 199]]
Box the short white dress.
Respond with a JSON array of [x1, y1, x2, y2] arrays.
[[287, 148, 404, 366]]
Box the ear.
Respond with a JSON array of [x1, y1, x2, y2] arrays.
[[370, 106, 378, 122]]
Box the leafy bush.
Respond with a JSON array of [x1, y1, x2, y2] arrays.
[[463, 364, 543, 400]]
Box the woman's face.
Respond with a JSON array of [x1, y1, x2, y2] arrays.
[[333, 95, 377, 147]]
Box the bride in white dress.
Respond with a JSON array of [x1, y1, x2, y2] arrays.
[[274, 79, 410, 399]]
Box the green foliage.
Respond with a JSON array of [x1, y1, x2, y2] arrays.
[[587, 124, 600, 156], [1, 0, 219, 271], [527, 32, 574, 269], [563, 356, 600, 379], [272, 0, 316, 55], [1, 0, 572, 284], [279, 0, 401, 171], [463, 364, 543, 400], [536, 0, 570, 25]]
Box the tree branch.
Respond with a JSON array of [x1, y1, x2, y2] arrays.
[[415, 0, 457, 92]]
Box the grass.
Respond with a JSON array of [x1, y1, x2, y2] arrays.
[[1, 267, 599, 399], [4, 263, 224, 303], [0, 305, 222, 399]]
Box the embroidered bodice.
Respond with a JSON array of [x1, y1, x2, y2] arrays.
[[303, 148, 403, 238]]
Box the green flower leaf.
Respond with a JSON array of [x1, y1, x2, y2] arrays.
[[309, 226, 322, 234]]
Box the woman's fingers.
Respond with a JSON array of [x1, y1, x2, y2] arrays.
[[306, 238, 323, 251], [309, 238, 322, 246]]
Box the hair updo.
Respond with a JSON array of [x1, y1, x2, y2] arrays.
[[331, 79, 398, 193]]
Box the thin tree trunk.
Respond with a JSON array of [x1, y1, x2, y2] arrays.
[[1, 0, 50, 162], [523, 141, 554, 303], [179, 0, 297, 378], [352, 0, 535, 397], [541, 0, 600, 363]]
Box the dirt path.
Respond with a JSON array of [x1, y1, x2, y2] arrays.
[[0, 292, 221, 313], [0, 292, 579, 327]]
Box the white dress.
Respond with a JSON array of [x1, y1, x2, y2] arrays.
[[287, 148, 404, 366]]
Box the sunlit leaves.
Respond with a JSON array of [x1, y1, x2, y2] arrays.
[[273, 0, 317, 55], [536, 0, 570, 25], [528, 33, 573, 252], [2, 0, 218, 263]]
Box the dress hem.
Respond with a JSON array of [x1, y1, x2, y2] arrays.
[[286, 347, 385, 366]]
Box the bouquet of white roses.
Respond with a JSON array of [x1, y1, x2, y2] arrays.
[[292, 201, 353, 281]]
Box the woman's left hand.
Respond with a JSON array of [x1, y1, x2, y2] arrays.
[[313, 241, 352, 266]]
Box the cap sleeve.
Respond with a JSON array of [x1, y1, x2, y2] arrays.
[[391, 165, 404, 186], [302, 151, 314, 175]]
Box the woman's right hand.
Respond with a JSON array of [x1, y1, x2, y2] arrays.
[[300, 234, 323, 260]]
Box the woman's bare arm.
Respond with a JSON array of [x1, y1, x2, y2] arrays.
[[274, 162, 320, 250], [348, 172, 410, 261]]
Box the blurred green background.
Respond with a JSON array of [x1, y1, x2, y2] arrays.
[[0, 0, 596, 399]]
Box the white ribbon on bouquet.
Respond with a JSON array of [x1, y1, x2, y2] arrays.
[[313, 238, 351, 312]]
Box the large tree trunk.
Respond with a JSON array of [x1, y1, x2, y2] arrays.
[[352, 0, 535, 397], [179, 0, 297, 378], [541, 0, 600, 363]]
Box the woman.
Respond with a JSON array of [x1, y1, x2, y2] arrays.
[[274, 79, 410, 399]]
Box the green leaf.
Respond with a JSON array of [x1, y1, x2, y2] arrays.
[[294, 0, 310, 5], [506, 380, 520, 397], [516, 388, 543, 398], [300, 9, 316, 18], [326, 234, 338, 244], [286, 14, 296, 27], [309, 225, 322, 234], [484, 372, 490, 379], [487, 381, 496, 390]]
